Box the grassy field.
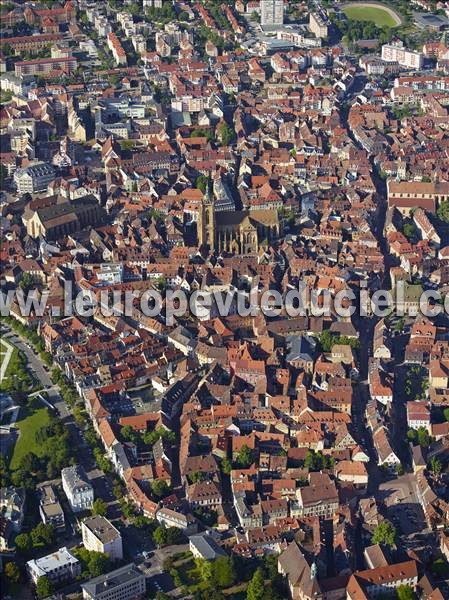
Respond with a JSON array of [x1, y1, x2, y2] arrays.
[[9, 406, 51, 470], [343, 4, 399, 27]]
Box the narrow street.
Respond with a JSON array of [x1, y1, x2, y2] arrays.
[[3, 328, 68, 418]]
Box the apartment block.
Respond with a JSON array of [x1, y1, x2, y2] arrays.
[[82, 515, 123, 561]]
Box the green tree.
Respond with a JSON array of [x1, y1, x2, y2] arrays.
[[166, 527, 182, 545], [304, 450, 319, 471], [151, 479, 170, 499], [437, 200, 449, 223], [133, 515, 155, 529], [304, 450, 330, 471], [403, 223, 416, 240], [192, 127, 214, 142], [151, 525, 181, 547], [197, 557, 213, 582], [218, 122, 236, 146], [153, 525, 168, 547], [188, 471, 206, 484], [5, 561, 21, 583], [371, 521, 396, 548], [36, 576, 54, 599], [19, 451, 38, 472], [31, 523, 55, 547], [120, 500, 136, 520], [393, 317, 405, 333], [235, 444, 254, 469], [161, 428, 176, 444], [396, 585, 417, 600], [221, 457, 232, 475], [247, 567, 265, 600], [196, 174, 208, 194], [121, 424, 138, 443], [143, 429, 160, 447], [213, 556, 236, 588], [417, 426, 430, 448], [19, 272, 35, 292], [155, 276, 167, 291], [88, 552, 111, 577], [319, 329, 335, 352], [92, 498, 108, 517], [406, 429, 417, 443], [15, 532, 32, 553], [120, 140, 135, 151], [428, 456, 442, 476]]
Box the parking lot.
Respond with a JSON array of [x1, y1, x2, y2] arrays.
[[377, 473, 436, 552], [386, 501, 426, 538]]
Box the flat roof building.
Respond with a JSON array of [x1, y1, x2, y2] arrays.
[[82, 564, 146, 600], [27, 547, 80, 584], [82, 515, 123, 561], [261, 0, 284, 27], [39, 484, 65, 531], [414, 12, 449, 31]]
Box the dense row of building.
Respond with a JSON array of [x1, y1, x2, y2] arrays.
[[1, 1, 449, 599]]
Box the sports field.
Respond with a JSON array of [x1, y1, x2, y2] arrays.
[[342, 3, 402, 27]]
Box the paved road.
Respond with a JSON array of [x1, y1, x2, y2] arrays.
[[0, 337, 13, 382], [3, 328, 69, 418]]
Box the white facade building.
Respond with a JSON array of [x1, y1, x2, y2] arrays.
[[381, 42, 424, 69], [82, 515, 123, 561], [27, 547, 80, 584], [61, 465, 94, 513], [260, 0, 284, 26], [14, 163, 55, 194], [309, 12, 328, 39]]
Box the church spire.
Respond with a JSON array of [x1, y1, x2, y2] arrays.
[[206, 171, 213, 203], [198, 171, 215, 251]]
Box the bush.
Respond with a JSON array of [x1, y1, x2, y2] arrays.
[[36, 576, 54, 599], [5, 562, 21, 583], [431, 558, 449, 577]]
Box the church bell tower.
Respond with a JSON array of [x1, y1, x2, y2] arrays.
[[198, 174, 215, 250]]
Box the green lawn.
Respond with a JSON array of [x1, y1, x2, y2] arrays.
[[343, 4, 399, 27], [0, 350, 20, 388], [9, 406, 51, 470], [0, 340, 36, 393]]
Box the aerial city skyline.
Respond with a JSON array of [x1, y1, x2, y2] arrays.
[[1, 1, 449, 600]]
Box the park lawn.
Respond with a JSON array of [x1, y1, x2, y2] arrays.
[[343, 5, 397, 27], [9, 406, 51, 470], [174, 559, 248, 597]]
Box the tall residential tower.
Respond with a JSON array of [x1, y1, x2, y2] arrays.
[[260, 0, 284, 27]]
